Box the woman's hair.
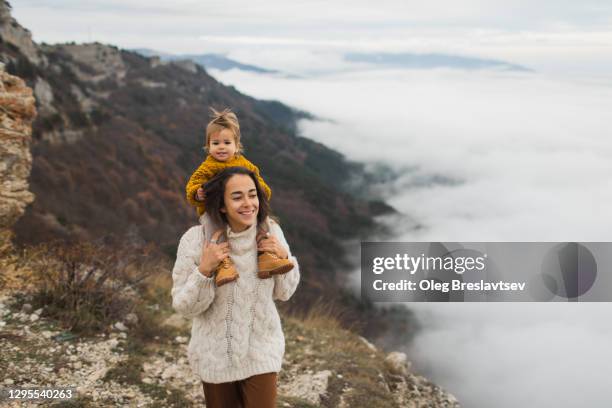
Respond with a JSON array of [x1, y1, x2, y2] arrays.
[[203, 167, 270, 227], [205, 107, 244, 156]]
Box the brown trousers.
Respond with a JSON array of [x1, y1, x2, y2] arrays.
[[202, 372, 277, 408]]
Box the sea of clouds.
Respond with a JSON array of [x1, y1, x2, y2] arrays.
[[209, 65, 612, 408]]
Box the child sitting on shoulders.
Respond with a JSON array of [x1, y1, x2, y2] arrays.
[[186, 108, 294, 286]]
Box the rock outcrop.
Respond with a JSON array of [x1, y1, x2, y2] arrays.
[[280, 317, 461, 407], [0, 1, 38, 250], [0, 1, 42, 65], [51, 43, 127, 83], [0, 67, 36, 248]]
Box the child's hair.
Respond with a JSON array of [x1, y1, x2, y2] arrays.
[[205, 107, 244, 156]]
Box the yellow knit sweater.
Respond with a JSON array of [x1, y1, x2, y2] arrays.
[[186, 155, 272, 216]]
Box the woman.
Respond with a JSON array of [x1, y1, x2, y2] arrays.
[[171, 166, 300, 408]]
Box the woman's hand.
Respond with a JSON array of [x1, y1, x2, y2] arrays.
[[257, 231, 288, 259], [199, 230, 229, 277]]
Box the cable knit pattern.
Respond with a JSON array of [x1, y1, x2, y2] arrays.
[[171, 221, 300, 384]]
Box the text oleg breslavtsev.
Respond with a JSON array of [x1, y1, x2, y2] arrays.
[[373, 279, 526, 293]]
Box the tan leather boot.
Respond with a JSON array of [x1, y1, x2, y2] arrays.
[[257, 252, 294, 279], [215, 257, 238, 286]]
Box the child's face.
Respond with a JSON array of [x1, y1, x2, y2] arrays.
[[208, 128, 237, 162]]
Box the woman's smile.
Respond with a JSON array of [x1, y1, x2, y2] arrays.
[[237, 207, 256, 221]]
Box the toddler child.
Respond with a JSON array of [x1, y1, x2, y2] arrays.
[[186, 108, 294, 286]]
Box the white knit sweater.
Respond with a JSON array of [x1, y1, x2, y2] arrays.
[[171, 220, 300, 384]]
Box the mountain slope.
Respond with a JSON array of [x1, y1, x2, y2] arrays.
[[0, 0, 392, 319]]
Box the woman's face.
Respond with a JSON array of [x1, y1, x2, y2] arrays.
[[221, 174, 259, 232]]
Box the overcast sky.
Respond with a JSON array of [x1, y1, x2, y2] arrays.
[[10, 0, 612, 76]]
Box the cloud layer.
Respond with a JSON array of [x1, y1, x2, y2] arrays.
[[209, 66, 612, 407], [211, 67, 612, 241]]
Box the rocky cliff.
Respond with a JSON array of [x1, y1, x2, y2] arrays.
[[0, 1, 41, 64], [0, 67, 36, 249]]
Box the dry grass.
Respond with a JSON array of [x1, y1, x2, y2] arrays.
[[282, 306, 401, 408], [140, 266, 174, 303], [17, 240, 161, 335], [289, 298, 350, 332], [2, 236, 183, 345], [0, 232, 28, 292]]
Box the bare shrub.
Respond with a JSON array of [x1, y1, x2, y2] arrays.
[[27, 240, 158, 335]]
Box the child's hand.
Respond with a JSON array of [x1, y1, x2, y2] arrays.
[[196, 187, 205, 202]]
